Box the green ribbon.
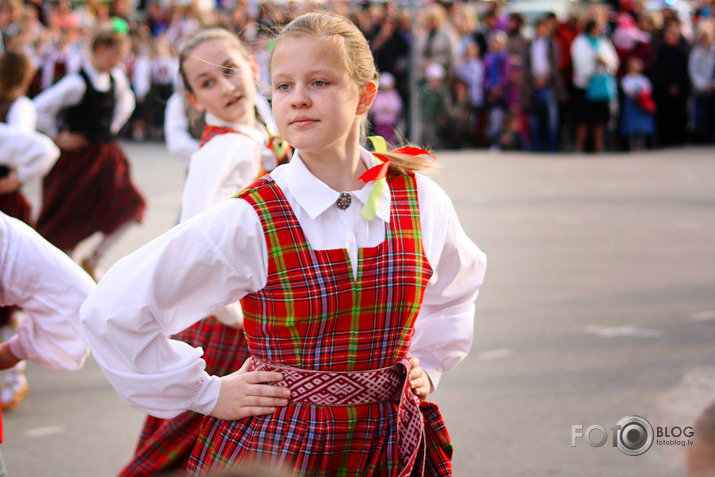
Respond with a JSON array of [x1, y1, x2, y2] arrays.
[[360, 136, 389, 221]]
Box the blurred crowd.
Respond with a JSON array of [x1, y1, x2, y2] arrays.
[[2, 0, 715, 153]]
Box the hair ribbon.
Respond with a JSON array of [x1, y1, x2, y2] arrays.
[[359, 136, 434, 221]]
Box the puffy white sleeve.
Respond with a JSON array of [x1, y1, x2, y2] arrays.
[[110, 67, 136, 134], [80, 199, 269, 418], [180, 134, 261, 222], [410, 174, 487, 390], [0, 213, 93, 370], [132, 55, 152, 101], [5, 96, 38, 133], [0, 124, 60, 182], [33, 73, 86, 137]]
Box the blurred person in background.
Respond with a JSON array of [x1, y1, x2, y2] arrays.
[[371, 72, 403, 146], [415, 3, 458, 82], [687, 21, 715, 144], [570, 19, 619, 153], [483, 31, 511, 150], [419, 62, 450, 149], [455, 40, 485, 147], [619, 56, 656, 151], [653, 22, 691, 147], [525, 17, 562, 152]]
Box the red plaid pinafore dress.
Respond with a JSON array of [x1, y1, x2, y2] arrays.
[[188, 172, 453, 476], [118, 125, 263, 477]]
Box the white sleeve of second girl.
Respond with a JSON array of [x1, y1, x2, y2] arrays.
[[410, 174, 487, 391], [0, 124, 60, 182], [5, 96, 38, 133], [0, 213, 94, 371], [180, 133, 262, 223], [79, 199, 269, 418], [110, 67, 136, 135]]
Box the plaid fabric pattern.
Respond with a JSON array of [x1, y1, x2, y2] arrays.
[[36, 142, 146, 252], [119, 317, 250, 477], [199, 125, 236, 148], [420, 401, 453, 476], [188, 173, 451, 476]]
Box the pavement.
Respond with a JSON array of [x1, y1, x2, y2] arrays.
[[3, 142, 715, 476]]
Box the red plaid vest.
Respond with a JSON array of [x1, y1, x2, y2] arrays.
[[238, 172, 433, 371]]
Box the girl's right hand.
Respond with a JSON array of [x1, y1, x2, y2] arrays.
[[210, 358, 291, 420], [54, 131, 88, 151], [0, 172, 21, 195]]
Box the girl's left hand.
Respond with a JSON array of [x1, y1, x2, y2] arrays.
[[408, 356, 431, 401]]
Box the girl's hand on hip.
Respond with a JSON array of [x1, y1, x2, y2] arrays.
[[54, 131, 88, 151], [408, 356, 431, 401], [211, 357, 291, 420]]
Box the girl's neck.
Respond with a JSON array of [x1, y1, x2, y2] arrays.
[[300, 143, 367, 192], [206, 111, 256, 130]]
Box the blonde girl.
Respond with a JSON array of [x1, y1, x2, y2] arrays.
[[118, 27, 287, 477], [81, 12, 486, 477]]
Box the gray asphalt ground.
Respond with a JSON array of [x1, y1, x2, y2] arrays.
[[3, 142, 715, 476]]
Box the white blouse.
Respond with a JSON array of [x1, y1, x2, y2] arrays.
[[179, 112, 265, 223], [164, 92, 199, 166], [0, 123, 59, 183], [80, 148, 487, 419], [4, 96, 37, 133], [33, 61, 135, 138], [0, 213, 93, 370]]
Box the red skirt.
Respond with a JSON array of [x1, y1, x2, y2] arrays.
[[119, 317, 250, 477], [36, 141, 146, 252], [0, 191, 31, 225]]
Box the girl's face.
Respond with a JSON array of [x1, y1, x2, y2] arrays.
[[93, 44, 126, 72], [184, 38, 259, 126], [270, 35, 374, 157]]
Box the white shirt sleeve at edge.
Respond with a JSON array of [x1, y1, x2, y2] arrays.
[[79, 200, 269, 418], [0, 214, 94, 371], [410, 174, 487, 391], [33, 74, 86, 137]]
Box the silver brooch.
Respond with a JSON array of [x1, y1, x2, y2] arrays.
[[336, 192, 351, 210]]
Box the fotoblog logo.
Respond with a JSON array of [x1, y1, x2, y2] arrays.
[[571, 415, 654, 456]]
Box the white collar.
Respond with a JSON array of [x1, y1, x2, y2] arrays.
[[82, 60, 112, 88], [283, 147, 391, 222], [205, 112, 267, 144]]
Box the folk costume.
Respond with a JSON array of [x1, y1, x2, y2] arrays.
[[0, 212, 93, 469], [33, 61, 146, 254], [120, 104, 289, 476], [0, 124, 59, 410], [81, 148, 486, 477], [0, 98, 47, 224]]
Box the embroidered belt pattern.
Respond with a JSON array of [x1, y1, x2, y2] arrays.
[[250, 356, 425, 476]]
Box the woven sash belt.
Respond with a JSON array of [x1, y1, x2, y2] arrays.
[[250, 356, 426, 476]]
